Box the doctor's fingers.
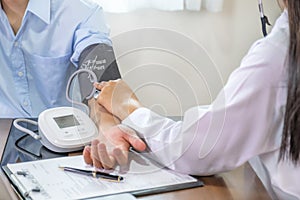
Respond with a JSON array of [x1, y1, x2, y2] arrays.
[[94, 79, 120, 91], [97, 143, 116, 169], [93, 81, 107, 90], [94, 82, 115, 106]]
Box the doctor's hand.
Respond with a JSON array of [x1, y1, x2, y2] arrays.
[[94, 79, 142, 120], [83, 125, 146, 169]]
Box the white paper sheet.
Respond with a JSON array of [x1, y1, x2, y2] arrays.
[[6, 152, 198, 200]]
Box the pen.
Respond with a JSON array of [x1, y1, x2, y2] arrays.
[[59, 166, 124, 182]]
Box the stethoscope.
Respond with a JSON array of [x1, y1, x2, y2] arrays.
[[258, 0, 271, 37]]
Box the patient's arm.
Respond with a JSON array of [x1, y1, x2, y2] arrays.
[[88, 98, 120, 133], [83, 98, 146, 169]]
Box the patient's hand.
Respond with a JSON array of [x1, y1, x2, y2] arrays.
[[83, 125, 146, 169]]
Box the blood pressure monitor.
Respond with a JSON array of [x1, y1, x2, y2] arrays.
[[38, 107, 98, 152], [13, 107, 98, 153]]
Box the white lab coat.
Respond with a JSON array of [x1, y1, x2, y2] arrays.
[[123, 10, 300, 199]]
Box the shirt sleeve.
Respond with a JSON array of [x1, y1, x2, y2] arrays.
[[122, 36, 287, 176], [71, 5, 112, 67]]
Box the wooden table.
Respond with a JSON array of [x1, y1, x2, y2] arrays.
[[136, 163, 270, 200], [0, 119, 271, 200]]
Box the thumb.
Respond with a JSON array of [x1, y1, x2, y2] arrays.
[[118, 124, 147, 152], [128, 136, 147, 152]]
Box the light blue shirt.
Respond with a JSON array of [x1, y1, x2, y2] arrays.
[[0, 0, 112, 118]]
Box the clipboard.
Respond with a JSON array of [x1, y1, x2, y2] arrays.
[[2, 152, 203, 200]]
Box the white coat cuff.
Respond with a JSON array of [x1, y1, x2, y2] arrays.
[[122, 107, 160, 137]]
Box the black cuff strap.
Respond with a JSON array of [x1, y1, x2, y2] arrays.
[[78, 43, 121, 101]]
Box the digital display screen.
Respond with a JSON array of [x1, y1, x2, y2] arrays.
[[53, 115, 80, 129]]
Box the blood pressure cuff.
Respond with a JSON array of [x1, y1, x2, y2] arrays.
[[78, 43, 121, 101]]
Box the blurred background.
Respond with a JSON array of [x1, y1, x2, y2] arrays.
[[95, 0, 282, 116]]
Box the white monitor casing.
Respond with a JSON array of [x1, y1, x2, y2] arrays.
[[38, 107, 98, 152]]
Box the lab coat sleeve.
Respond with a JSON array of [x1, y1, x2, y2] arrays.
[[122, 36, 287, 175]]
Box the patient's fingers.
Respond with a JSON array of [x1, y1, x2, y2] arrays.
[[91, 140, 103, 169], [113, 148, 128, 166], [83, 146, 93, 165], [98, 143, 116, 169]]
